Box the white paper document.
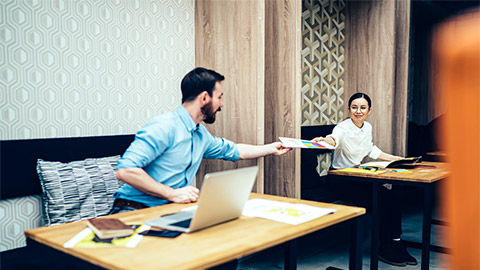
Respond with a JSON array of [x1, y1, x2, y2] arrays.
[[242, 199, 336, 225], [63, 225, 149, 248]]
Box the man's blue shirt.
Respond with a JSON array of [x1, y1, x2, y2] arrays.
[[114, 105, 240, 207]]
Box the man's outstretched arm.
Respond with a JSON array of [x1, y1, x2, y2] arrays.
[[236, 142, 291, 160]]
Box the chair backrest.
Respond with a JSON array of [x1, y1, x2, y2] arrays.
[[300, 125, 336, 202]]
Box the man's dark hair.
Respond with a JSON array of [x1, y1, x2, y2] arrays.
[[181, 67, 225, 103]]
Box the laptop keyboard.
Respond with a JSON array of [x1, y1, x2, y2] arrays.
[[171, 218, 192, 228]]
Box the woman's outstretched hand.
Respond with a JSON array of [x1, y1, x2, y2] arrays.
[[311, 137, 325, 144], [311, 136, 336, 147]]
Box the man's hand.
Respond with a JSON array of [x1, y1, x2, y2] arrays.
[[167, 186, 200, 203], [270, 142, 292, 156], [115, 168, 200, 203]]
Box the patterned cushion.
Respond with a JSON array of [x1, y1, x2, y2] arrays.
[[37, 156, 123, 226]]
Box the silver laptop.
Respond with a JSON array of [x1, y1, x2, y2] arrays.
[[145, 166, 258, 233]]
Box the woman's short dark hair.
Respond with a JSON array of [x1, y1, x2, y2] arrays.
[[348, 92, 372, 108], [181, 67, 225, 103]]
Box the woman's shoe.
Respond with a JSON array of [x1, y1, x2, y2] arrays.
[[378, 241, 407, 267], [399, 240, 418, 265]]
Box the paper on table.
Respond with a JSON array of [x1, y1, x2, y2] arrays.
[[242, 199, 336, 225], [64, 224, 149, 248], [335, 167, 390, 175], [359, 156, 421, 168], [360, 161, 391, 168], [279, 137, 335, 150]]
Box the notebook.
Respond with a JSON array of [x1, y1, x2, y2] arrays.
[[145, 166, 258, 233]]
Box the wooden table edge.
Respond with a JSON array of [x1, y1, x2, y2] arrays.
[[25, 194, 366, 270]]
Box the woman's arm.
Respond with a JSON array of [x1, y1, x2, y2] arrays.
[[378, 152, 403, 161], [311, 135, 336, 147]]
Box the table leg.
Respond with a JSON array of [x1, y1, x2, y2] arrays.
[[421, 185, 432, 270], [349, 215, 364, 270], [285, 239, 298, 270], [370, 183, 380, 270]]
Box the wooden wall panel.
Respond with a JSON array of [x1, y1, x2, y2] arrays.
[[393, 0, 410, 156], [345, 0, 409, 156], [264, 0, 302, 198], [195, 0, 265, 191]]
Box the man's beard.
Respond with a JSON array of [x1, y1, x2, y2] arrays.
[[201, 101, 221, 124]]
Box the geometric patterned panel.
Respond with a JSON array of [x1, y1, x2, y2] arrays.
[[0, 195, 43, 251], [301, 0, 345, 126], [316, 152, 332, 177], [0, 0, 194, 140], [301, 0, 345, 176]]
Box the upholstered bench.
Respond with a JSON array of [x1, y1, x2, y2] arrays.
[[0, 135, 134, 268]]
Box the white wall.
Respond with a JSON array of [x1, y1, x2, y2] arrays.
[[0, 0, 195, 251], [0, 0, 194, 140]]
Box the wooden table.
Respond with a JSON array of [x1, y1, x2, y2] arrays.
[[328, 161, 449, 270], [25, 193, 365, 270]]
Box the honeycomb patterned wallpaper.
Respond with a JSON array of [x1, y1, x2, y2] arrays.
[[301, 0, 345, 176], [0, 196, 43, 251], [0, 0, 194, 251], [0, 0, 194, 140]]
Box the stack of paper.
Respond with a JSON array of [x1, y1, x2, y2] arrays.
[[242, 199, 336, 225]]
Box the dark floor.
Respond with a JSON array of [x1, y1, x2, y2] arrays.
[[238, 196, 450, 270]]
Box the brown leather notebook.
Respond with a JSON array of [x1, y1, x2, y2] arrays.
[[87, 218, 134, 239]]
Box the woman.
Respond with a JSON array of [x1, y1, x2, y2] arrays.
[[312, 92, 417, 267]]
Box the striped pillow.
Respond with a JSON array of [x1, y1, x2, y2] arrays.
[[37, 156, 123, 226]]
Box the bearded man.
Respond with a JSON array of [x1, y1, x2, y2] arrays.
[[110, 67, 291, 213]]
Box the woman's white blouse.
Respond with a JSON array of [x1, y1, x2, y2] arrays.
[[329, 118, 382, 169]]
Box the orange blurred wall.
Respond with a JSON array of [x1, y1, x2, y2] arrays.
[[434, 8, 480, 269]]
